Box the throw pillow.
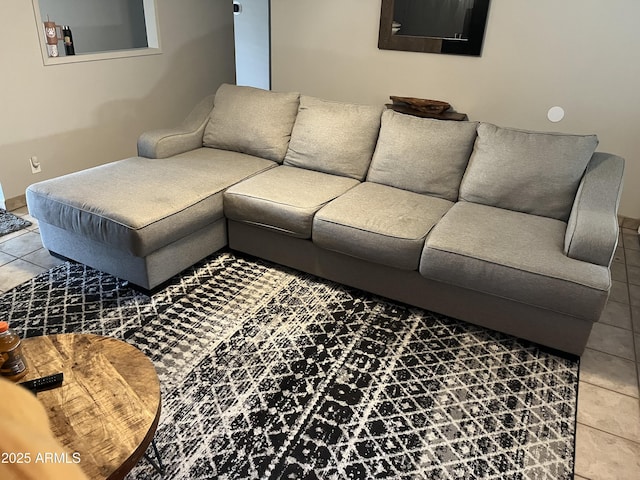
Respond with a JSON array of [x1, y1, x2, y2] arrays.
[[203, 84, 300, 163], [459, 123, 598, 221], [283, 96, 383, 180], [367, 110, 479, 201]]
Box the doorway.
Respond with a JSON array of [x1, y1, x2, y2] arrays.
[[233, 0, 271, 90]]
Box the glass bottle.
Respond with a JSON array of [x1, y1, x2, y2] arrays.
[[0, 321, 28, 381], [62, 25, 75, 56]]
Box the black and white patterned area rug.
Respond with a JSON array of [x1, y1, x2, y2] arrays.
[[1, 250, 579, 479], [0, 209, 32, 236]]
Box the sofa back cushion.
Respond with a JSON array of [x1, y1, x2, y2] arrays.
[[283, 96, 383, 180], [367, 110, 478, 201], [459, 123, 598, 221], [203, 84, 300, 163]]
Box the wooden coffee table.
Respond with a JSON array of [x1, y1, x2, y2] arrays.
[[20, 334, 162, 480]]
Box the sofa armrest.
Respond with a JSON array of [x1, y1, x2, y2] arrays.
[[137, 94, 215, 159], [564, 152, 625, 266]]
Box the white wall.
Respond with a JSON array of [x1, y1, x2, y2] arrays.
[[271, 0, 640, 219], [0, 0, 235, 204]]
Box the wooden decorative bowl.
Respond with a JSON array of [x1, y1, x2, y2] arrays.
[[390, 96, 451, 114]]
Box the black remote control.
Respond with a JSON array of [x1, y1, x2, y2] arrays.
[[19, 373, 64, 393]]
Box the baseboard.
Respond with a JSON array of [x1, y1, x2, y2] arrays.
[[5, 194, 27, 212], [619, 215, 640, 230]]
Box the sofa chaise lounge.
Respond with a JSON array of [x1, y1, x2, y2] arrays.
[[26, 84, 625, 356]]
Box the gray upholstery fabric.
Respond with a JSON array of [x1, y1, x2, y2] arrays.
[[223, 165, 359, 238], [37, 218, 227, 290], [229, 220, 599, 355], [138, 95, 215, 159], [283, 96, 383, 180], [314, 182, 453, 270], [565, 153, 625, 266], [26, 150, 276, 257], [459, 123, 599, 221], [419, 201, 610, 318], [203, 84, 300, 163], [367, 110, 478, 201]]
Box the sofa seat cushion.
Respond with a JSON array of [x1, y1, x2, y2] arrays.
[[283, 96, 383, 180], [26, 149, 277, 257], [203, 84, 300, 163], [367, 110, 478, 201], [223, 165, 360, 238], [419, 202, 610, 319], [459, 123, 598, 221], [314, 182, 453, 270]]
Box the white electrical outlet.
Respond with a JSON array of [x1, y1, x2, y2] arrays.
[[30, 156, 41, 174]]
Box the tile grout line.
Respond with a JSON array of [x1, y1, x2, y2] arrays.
[[621, 228, 640, 414], [0, 211, 44, 290], [586, 345, 636, 363], [579, 221, 640, 474], [579, 378, 639, 400], [0, 251, 21, 263], [0, 249, 46, 266], [12, 255, 51, 271], [576, 420, 640, 448]]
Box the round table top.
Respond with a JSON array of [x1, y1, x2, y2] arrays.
[[21, 333, 161, 480]]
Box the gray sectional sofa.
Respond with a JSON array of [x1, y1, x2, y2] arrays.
[[26, 84, 625, 355]]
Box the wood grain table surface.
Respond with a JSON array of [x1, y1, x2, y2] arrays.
[[20, 334, 161, 480]]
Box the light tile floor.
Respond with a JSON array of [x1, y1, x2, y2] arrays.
[[1, 207, 639, 479]]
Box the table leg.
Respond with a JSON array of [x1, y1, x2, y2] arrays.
[[144, 440, 165, 476]]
